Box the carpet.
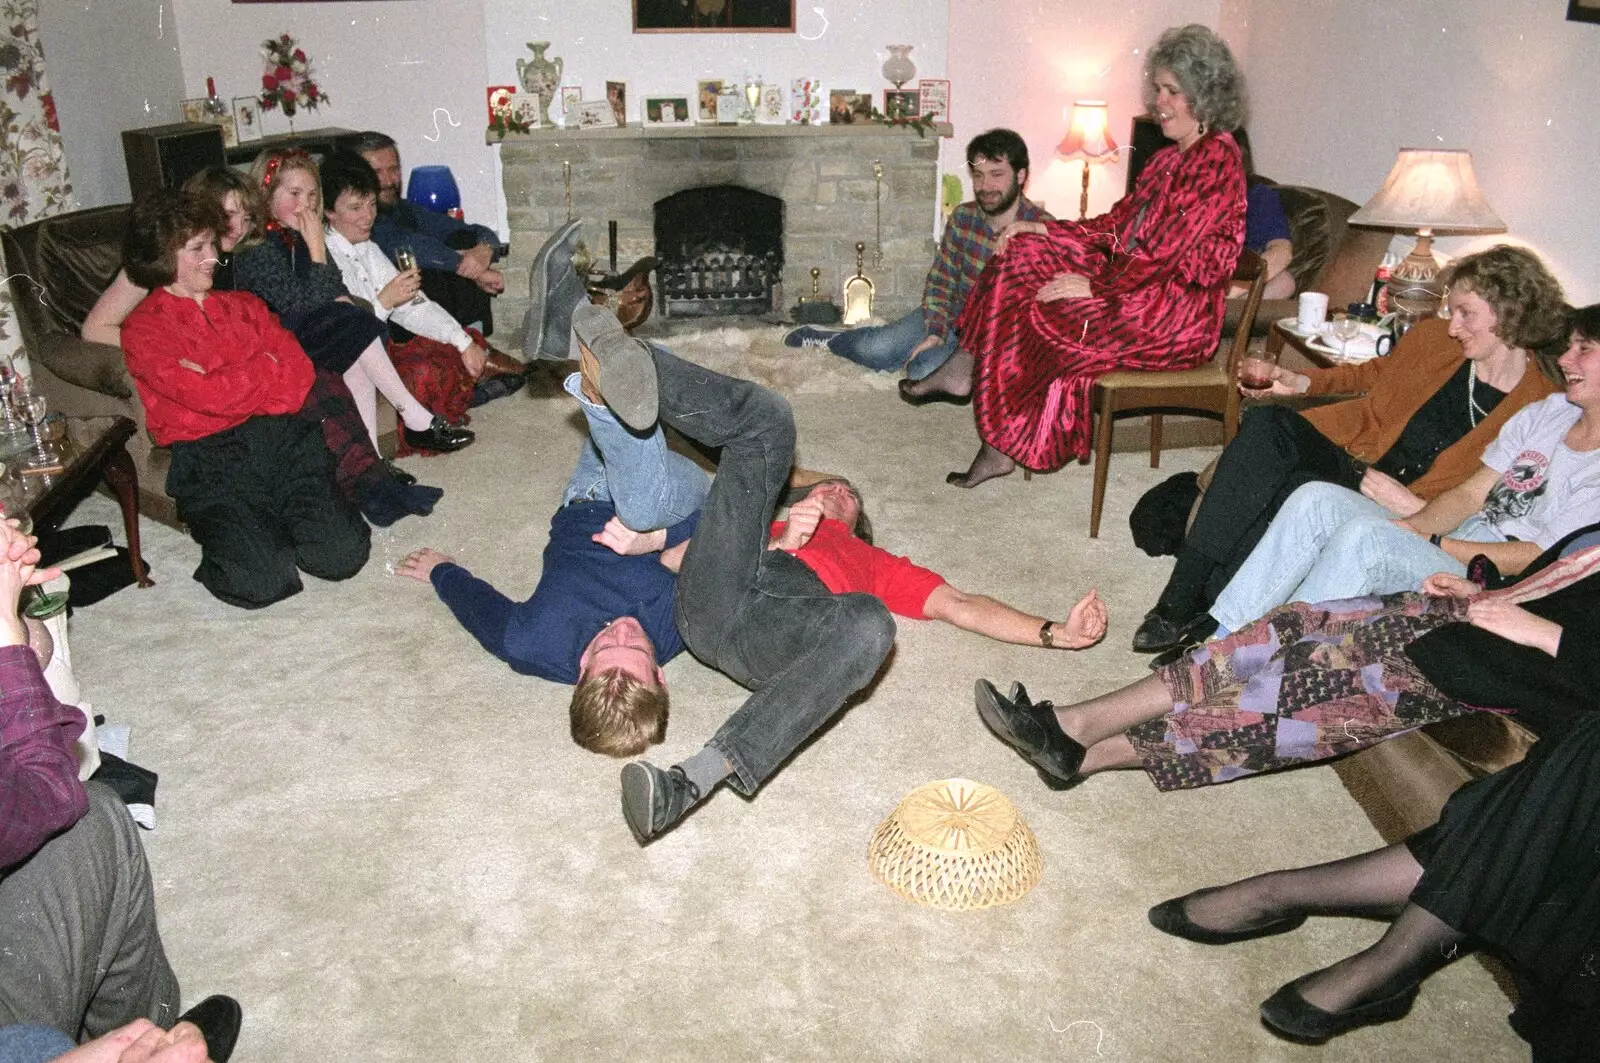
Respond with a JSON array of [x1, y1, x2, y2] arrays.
[[64, 325, 1524, 1061]]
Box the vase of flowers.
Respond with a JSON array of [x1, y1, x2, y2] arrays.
[[258, 33, 327, 133]]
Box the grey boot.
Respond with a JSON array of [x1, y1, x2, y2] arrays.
[[519, 219, 586, 361]]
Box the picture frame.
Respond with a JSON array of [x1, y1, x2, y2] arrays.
[[574, 99, 618, 130], [696, 80, 724, 123], [559, 86, 583, 126], [828, 90, 869, 125], [643, 96, 692, 126], [917, 79, 950, 122], [715, 90, 743, 125], [883, 89, 919, 121], [486, 84, 516, 124], [1570, 0, 1600, 23], [232, 96, 261, 143], [790, 77, 824, 125], [508, 92, 543, 127], [606, 81, 628, 127], [633, 0, 794, 33], [757, 84, 786, 124]]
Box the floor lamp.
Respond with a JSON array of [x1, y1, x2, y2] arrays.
[[1056, 101, 1118, 221]]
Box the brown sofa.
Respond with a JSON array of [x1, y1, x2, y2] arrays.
[[3, 204, 398, 531]]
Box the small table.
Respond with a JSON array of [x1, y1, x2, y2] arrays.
[[1267, 319, 1344, 371], [6, 416, 152, 587]]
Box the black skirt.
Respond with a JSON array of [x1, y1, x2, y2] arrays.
[[281, 300, 384, 375], [1408, 712, 1600, 1061]]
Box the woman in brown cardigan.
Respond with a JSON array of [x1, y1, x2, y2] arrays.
[[1133, 244, 1567, 655]]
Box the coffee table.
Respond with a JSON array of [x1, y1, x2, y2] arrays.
[[4, 416, 152, 587]]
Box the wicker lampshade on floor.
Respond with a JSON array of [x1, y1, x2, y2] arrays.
[[868, 778, 1043, 911]]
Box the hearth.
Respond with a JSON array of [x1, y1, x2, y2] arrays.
[[654, 185, 782, 317]]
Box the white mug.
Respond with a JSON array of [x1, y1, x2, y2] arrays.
[[1297, 292, 1329, 333]]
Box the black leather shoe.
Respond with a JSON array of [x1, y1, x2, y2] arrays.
[[1147, 612, 1220, 670], [974, 678, 1085, 787], [382, 459, 417, 486], [620, 761, 700, 844], [177, 994, 243, 1063], [402, 415, 475, 453], [1148, 889, 1307, 945], [1132, 610, 1183, 653], [1259, 976, 1417, 1044]]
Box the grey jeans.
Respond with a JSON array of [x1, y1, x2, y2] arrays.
[[0, 784, 179, 1042], [651, 344, 895, 793]]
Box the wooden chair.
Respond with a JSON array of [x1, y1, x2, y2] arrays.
[[1086, 250, 1267, 538]]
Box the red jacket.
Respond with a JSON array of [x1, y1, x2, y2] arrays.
[[122, 288, 314, 446]]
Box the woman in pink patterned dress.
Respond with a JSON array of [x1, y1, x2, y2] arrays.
[[916, 25, 1248, 486]]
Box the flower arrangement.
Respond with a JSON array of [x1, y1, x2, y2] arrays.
[[258, 33, 326, 118]]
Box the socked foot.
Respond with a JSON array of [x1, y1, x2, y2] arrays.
[[947, 444, 1016, 488], [899, 349, 973, 403]]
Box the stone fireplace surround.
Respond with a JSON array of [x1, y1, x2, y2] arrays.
[[494, 123, 950, 342]]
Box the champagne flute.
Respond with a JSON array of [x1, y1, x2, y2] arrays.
[[393, 246, 426, 305]]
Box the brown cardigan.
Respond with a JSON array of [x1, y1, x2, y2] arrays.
[[1300, 318, 1558, 500]]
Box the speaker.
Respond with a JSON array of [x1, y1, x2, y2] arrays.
[[121, 123, 226, 199]]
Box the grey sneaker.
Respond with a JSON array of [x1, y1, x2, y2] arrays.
[[571, 304, 657, 430], [519, 219, 584, 361], [783, 324, 844, 350], [620, 761, 701, 844]]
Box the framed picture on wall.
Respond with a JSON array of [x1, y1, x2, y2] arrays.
[[634, 0, 793, 33], [1569, 0, 1600, 23]]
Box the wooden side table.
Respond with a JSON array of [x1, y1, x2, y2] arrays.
[[1266, 319, 1343, 371], [12, 416, 153, 587]]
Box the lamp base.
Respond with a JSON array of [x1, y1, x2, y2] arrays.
[[1389, 231, 1444, 321]]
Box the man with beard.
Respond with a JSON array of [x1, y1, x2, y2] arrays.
[[351, 131, 505, 337], [783, 129, 1049, 384]]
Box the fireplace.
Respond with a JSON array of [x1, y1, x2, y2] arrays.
[[653, 185, 783, 318]]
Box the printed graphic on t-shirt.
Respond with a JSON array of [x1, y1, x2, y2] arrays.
[[1483, 448, 1551, 525]]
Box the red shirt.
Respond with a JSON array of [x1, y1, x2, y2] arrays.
[[122, 288, 315, 446], [772, 518, 946, 619]]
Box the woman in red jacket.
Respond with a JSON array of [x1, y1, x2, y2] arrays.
[[120, 191, 370, 608]]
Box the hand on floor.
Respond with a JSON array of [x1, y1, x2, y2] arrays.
[[1060, 588, 1108, 648], [396, 547, 454, 581]]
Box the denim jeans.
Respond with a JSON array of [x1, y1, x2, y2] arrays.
[[561, 372, 711, 530], [649, 343, 895, 794], [824, 308, 957, 380], [1211, 481, 1493, 633]]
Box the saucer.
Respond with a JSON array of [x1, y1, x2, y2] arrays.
[[1276, 317, 1322, 338]]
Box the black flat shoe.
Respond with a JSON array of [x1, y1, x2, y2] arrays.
[[1259, 976, 1417, 1044], [177, 994, 242, 1063], [382, 459, 417, 486], [897, 378, 971, 407], [402, 416, 475, 453], [974, 678, 1085, 787], [1147, 612, 1219, 670], [1132, 610, 1183, 653], [1148, 888, 1307, 945]]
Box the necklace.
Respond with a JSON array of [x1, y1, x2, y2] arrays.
[[1467, 362, 1492, 427]]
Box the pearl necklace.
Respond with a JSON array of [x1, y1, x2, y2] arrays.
[[1467, 361, 1492, 427]]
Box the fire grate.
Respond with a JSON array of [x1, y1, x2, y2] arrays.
[[654, 185, 783, 318]]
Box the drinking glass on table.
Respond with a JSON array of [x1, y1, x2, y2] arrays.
[[393, 246, 427, 305], [1331, 311, 1362, 357], [1238, 346, 1280, 392]]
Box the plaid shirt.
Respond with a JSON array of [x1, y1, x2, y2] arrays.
[[0, 644, 87, 871], [922, 197, 1050, 341]]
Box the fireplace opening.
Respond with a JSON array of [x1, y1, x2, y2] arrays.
[[654, 185, 783, 317]]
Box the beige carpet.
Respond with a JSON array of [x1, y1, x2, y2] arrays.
[[64, 325, 1524, 1061]]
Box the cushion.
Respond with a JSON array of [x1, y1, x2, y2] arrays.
[[34, 334, 132, 399], [1272, 185, 1334, 294], [34, 209, 128, 333]]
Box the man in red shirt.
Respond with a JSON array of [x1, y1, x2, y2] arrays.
[[120, 191, 370, 608]]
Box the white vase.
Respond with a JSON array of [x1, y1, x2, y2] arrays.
[[882, 45, 916, 89]]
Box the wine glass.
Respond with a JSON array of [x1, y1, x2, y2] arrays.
[[23, 394, 49, 466], [393, 246, 426, 305], [1331, 312, 1362, 357]]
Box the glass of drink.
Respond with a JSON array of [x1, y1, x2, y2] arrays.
[[1238, 346, 1280, 392], [1331, 312, 1363, 357], [393, 246, 426, 305]]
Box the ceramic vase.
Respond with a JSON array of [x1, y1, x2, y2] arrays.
[[517, 42, 564, 126], [882, 45, 916, 89]]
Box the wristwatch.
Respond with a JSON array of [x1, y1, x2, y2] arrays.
[[1429, 533, 1444, 547], [1039, 620, 1054, 647]]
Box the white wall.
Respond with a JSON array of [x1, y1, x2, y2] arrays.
[[1230, 0, 1600, 304], [167, 0, 493, 225], [946, 0, 1220, 218], [40, 0, 186, 208]]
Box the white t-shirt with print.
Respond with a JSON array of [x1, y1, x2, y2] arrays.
[[1477, 393, 1600, 548]]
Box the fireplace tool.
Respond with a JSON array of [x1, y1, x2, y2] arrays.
[[793, 267, 841, 324], [842, 242, 875, 325]]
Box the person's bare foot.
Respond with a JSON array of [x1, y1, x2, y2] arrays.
[[947, 443, 1016, 488]]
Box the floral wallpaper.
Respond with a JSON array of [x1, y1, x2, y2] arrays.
[[0, 0, 74, 376]]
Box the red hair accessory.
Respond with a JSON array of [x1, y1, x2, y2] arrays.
[[260, 149, 312, 190]]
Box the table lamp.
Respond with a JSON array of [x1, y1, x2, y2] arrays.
[[405, 164, 462, 216], [1347, 149, 1505, 322], [1056, 101, 1118, 220]]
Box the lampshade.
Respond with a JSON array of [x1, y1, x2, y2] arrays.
[[1347, 149, 1504, 234], [1056, 101, 1118, 161]]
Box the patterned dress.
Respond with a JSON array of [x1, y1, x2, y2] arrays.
[[1130, 593, 1472, 790], [956, 132, 1246, 470]]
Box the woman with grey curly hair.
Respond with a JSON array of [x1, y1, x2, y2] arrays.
[[907, 23, 1249, 489]]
